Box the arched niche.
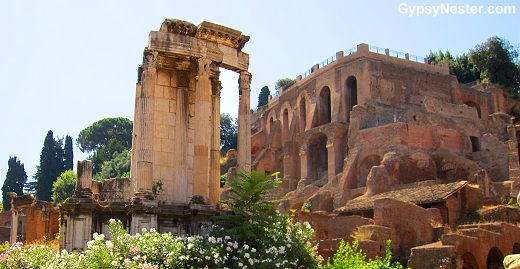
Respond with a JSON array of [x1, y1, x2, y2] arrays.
[[307, 132, 328, 182], [358, 155, 381, 188]]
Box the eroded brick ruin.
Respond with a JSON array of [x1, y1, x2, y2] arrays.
[[251, 43, 520, 268]]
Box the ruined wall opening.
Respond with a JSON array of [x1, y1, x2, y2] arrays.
[[461, 252, 478, 269], [470, 136, 480, 152], [464, 101, 481, 118], [347, 76, 358, 110], [513, 243, 520, 254], [269, 117, 274, 133], [307, 133, 328, 182], [299, 97, 307, 132], [486, 247, 504, 269], [282, 108, 289, 143], [358, 155, 381, 188], [314, 87, 331, 127]]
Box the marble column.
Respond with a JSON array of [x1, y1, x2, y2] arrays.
[[209, 76, 222, 206], [133, 50, 157, 197], [75, 160, 92, 197], [237, 71, 252, 173], [193, 57, 213, 202]]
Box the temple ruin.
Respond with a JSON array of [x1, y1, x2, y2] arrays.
[[59, 19, 252, 251]]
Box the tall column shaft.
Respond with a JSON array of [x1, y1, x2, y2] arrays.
[[209, 78, 222, 205], [237, 71, 252, 173], [193, 58, 213, 201], [133, 51, 156, 195]]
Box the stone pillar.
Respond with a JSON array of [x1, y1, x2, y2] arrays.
[[133, 50, 157, 198], [326, 138, 335, 182], [8, 192, 17, 244], [193, 57, 213, 202], [300, 145, 308, 180], [507, 123, 520, 199], [75, 160, 92, 197], [209, 76, 222, 206], [237, 71, 252, 173]]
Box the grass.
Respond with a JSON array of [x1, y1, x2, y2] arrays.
[[350, 226, 373, 241]]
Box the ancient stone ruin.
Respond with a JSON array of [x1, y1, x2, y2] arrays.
[[51, 19, 520, 268], [59, 19, 252, 251]]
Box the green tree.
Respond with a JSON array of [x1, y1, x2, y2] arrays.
[[2, 156, 27, 211], [427, 50, 480, 84], [63, 135, 74, 171], [52, 170, 76, 204], [470, 36, 520, 93], [34, 130, 66, 202], [77, 117, 133, 175], [220, 113, 237, 152], [97, 150, 131, 180], [275, 78, 296, 95], [257, 85, 270, 108]]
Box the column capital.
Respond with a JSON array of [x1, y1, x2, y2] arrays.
[[239, 71, 252, 90], [143, 50, 158, 70], [197, 57, 213, 77]]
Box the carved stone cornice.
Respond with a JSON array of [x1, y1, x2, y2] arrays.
[[159, 19, 197, 36], [195, 21, 249, 51], [143, 49, 158, 70]]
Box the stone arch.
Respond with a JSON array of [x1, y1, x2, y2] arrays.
[[461, 252, 479, 269], [397, 151, 436, 184], [320, 197, 334, 212], [266, 110, 277, 134], [313, 86, 332, 128], [346, 76, 358, 122], [464, 101, 482, 119], [297, 91, 311, 132], [279, 101, 292, 142], [486, 247, 504, 269], [307, 132, 328, 182], [358, 155, 381, 188]]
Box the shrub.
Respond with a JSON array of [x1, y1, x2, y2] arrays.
[[324, 240, 407, 269]]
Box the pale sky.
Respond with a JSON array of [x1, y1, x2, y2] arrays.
[[0, 0, 518, 189]]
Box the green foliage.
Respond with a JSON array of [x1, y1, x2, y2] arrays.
[[470, 36, 520, 93], [220, 172, 227, 187], [34, 130, 68, 202], [275, 78, 296, 94], [324, 240, 406, 269], [257, 85, 271, 107], [427, 50, 480, 84], [96, 149, 131, 180], [63, 135, 74, 171], [220, 113, 238, 152], [51, 170, 76, 204], [213, 170, 282, 245], [77, 117, 133, 174], [77, 117, 133, 153], [428, 36, 520, 94], [2, 156, 27, 211]]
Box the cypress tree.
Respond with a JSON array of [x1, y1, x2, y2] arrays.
[[35, 130, 63, 202], [63, 135, 74, 171], [2, 156, 28, 211], [257, 86, 271, 108]]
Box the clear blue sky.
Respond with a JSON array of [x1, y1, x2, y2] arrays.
[[0, 0, 518, 188]]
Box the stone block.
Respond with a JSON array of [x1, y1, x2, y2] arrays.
[[154, 124, 168, 139], [155, 85, 163, 98], [163, 86, 176, 100], [157, 72, 171, 86]]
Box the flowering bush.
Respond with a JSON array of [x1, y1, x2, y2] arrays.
[[324, 240, 407, 269]]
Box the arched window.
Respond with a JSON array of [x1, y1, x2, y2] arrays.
[[299, 97, 307, 132], [487, 247, 504, 269], [464, 101, 481, 118], [308, 133, 328, 183], [282, 109, 289, 143], [317, 87, 331, 126], [347, 76, 358, 110]]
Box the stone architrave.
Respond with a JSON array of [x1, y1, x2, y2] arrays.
[[237, 71, 252, 173]]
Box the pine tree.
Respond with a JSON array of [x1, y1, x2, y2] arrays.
[[257, 86, 270, 108], [35, 130, 65, 202], [2, 156, 28, 211], [63, 135, 74, 171]]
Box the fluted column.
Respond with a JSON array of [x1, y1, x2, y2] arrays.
[[193, 57, 213, 202], [237, 71, 252, 173], [209, 76, 222, 206], [133, 50, 157, 197], [75, 160, 92, 197]]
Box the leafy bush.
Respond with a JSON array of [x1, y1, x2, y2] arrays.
[[324, 240, 406, 269]]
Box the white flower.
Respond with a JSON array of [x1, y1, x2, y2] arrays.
[[109, 219, 116, 225], [251, 248, 256, 253]]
